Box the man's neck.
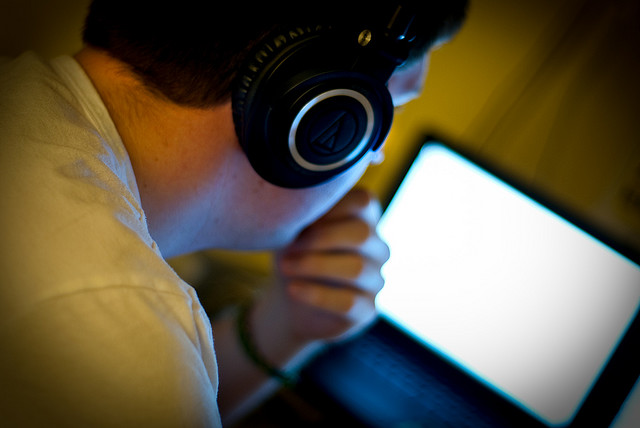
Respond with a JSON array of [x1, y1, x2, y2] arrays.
[[73, 46, 238, 257]]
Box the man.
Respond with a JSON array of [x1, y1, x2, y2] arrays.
[[0, 1, 467, 426]]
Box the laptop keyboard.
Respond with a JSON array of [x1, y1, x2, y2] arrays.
[[301, 320, 544, 428], [349, 331, 498, 427], [354, 332, 467, 400]]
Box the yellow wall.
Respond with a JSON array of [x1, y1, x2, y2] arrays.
[[2, 0, 639, 253], [362, 0, 640, 252], [0, 0, 89, 57]]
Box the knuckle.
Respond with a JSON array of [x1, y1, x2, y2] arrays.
[[374, 275, 386, 295], [382, 241, 391, 262], [347, 295, 378, 324]]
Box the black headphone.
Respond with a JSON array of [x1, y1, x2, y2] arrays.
[[232, 5, 416, 188]]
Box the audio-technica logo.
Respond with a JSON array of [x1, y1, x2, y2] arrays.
[[309, 111, 357, 155], [288, 89, 374, 172]]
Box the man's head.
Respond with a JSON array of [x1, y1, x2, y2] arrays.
[[83, 1, 467, 190], [77, 1, 468, 255], [83, 1, 468, 107]]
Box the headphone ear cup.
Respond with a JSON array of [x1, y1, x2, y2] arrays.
[[232, 26, 394, 188], [232, 25, 327, 151]]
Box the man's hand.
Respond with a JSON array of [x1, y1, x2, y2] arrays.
[[215, 188, 389, 422], [276, 188, 390, 343]]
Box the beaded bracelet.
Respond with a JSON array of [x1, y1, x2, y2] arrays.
[[236, 304, 298, 387]]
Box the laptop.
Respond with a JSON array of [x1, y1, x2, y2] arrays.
[[298, 134, 640, 427]]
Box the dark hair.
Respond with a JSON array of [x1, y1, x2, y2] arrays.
[[82, 1, 468, 107]]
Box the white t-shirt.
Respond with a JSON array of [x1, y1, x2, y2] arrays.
[[0, 52, 221, 427]]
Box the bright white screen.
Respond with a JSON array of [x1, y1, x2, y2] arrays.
[[376, 143, 640, 426]]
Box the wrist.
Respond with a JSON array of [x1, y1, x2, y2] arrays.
[[235, 290, 325, 387], [236, 303, 299, 386]]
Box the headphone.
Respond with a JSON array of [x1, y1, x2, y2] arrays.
[[232, 5, 416, 188]]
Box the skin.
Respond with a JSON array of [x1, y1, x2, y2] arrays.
[[74, 45, 431, 423]]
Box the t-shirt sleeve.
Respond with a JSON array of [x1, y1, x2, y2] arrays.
[[0, 286, 222, 427]]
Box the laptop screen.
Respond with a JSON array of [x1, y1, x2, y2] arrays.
[[376, 141, 640, 426]]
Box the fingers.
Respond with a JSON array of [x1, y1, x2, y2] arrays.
[[287, 280, 378, 324], [284, 188, 389, 264], [285, 217, 390, 264], [280, 252, 385, 295], [275, 188, 389, 341]]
